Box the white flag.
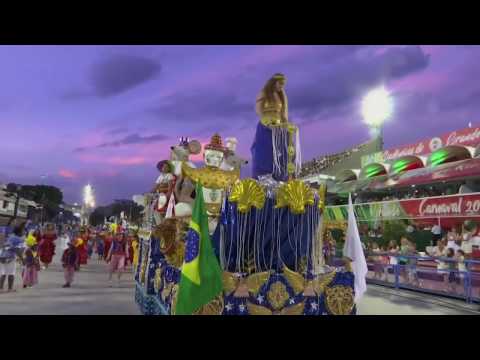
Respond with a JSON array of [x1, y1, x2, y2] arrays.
[[343, 193, 368, 303]]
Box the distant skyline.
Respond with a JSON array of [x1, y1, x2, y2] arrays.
[[1, 45, 479, 205]]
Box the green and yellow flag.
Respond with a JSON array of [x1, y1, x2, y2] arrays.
[[175, 183, 223, 315]]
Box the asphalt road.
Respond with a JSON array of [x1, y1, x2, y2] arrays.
[[0, 251, 139, 315]]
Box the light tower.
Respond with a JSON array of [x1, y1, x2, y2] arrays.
[[361, 86, 394, 152], [82, 184, 96, 225]]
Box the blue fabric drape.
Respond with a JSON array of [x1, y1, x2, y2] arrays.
[[251, 122, 288, 182], [212, 197, 320, 272]]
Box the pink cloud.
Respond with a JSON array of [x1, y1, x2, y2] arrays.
[[59, 169, 77, 179], [107, 156, 146, 166]]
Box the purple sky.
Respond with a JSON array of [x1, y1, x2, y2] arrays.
[[1, 45, 479, 205]]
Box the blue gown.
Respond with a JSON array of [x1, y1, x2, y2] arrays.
[[251, 122, 289, 182]]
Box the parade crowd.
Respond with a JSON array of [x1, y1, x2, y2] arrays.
[[0, 222, 140, 293]]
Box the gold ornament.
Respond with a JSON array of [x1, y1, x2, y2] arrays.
[[325, 285, 355, 315], [247, 302, 273, 315], [267, 281, 290, 311], [192, 294, 225, 315], [317, 184, 327, 212], [222, 271, 240, 295], [182, 162, 239, 190], [283, 265, 305, 295], [287, 123, 298, 134], [246, 301, 305, 315], [162, 281, 174, 302], [246, 271, 271, 295], [154, 267, 163, 293], [165, 241, 185, 268], [287, 163, 296, 174], [288, 146, 295, 157], [275, 180, 315, 215], [281, 301, 305, 315], [170, 285, 179, 314], [313, 270, 337, 295], [229, 178, 266, 213]]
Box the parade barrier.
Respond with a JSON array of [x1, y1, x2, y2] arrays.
[[347, 253, 480, 304]]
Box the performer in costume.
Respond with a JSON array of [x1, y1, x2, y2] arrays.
[[76, 228, 89, 266], [152, 160, 177, 223], [38, 224, 57, 269], [182, 133, 240, 234], [103, 231, 113, 262], [251, 73, 301, 181]]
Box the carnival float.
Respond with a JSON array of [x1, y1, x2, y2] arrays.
[[134, 74, 356, 315]]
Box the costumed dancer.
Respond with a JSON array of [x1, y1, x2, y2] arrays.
[[131, 234, 140, 277], [96, 232, 105, 262], [76, 228, 89, 267], [103, 231, 114, 262], [38, 224, 57, 269], [152, 160, 177, 224], [22, 235, 40, 288], [106, 232, 129, 287], [62, 239, 79, 288], [251, 73, 300, 182]]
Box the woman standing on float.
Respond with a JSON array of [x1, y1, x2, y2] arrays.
[[251, 73, 300, 181]]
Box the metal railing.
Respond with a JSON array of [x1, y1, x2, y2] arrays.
[[331, 252, 480, 304]]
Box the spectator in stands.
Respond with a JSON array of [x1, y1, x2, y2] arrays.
[[444, 248, 457, 293], [431, 223, 442, 246], [399, 237, 410, 284], [455, 249, 467, 294], [446, 231, 461, 252], [428, 238, 447, 257], [407, 241, 420, 286], [371, 242, 383, 280], [459, 229, 474, 259]]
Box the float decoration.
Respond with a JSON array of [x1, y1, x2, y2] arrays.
[[229, 178, 266, 213]]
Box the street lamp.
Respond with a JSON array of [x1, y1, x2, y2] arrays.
[[361, 86, 393, 151]]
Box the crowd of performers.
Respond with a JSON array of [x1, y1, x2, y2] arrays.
[[0, 222, 140, 292]]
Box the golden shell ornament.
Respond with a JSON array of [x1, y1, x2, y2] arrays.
[[325, 285, 355, 315], [229, 178, 266, 213], [275, 180, 315, 215]]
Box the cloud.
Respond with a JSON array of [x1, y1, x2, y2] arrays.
[[106, 127, 129, 135], [61, 55, 161, 100], [58, 169, 78, 179], [149, 93, 251, 123], [287, 46, 430, 120], [90, 54, 161, 97], [74, 133, 169, 152]]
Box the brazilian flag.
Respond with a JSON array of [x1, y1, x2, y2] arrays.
[[175, 183, 223, 315]]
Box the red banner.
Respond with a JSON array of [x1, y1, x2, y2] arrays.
[[383, 126, 480, 161], [399, 193, 480, 218]]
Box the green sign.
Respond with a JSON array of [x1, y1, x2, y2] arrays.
[[361, 151, 384, 168]]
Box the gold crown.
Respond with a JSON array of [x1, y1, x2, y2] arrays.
[[273, 73, 286, 81]]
